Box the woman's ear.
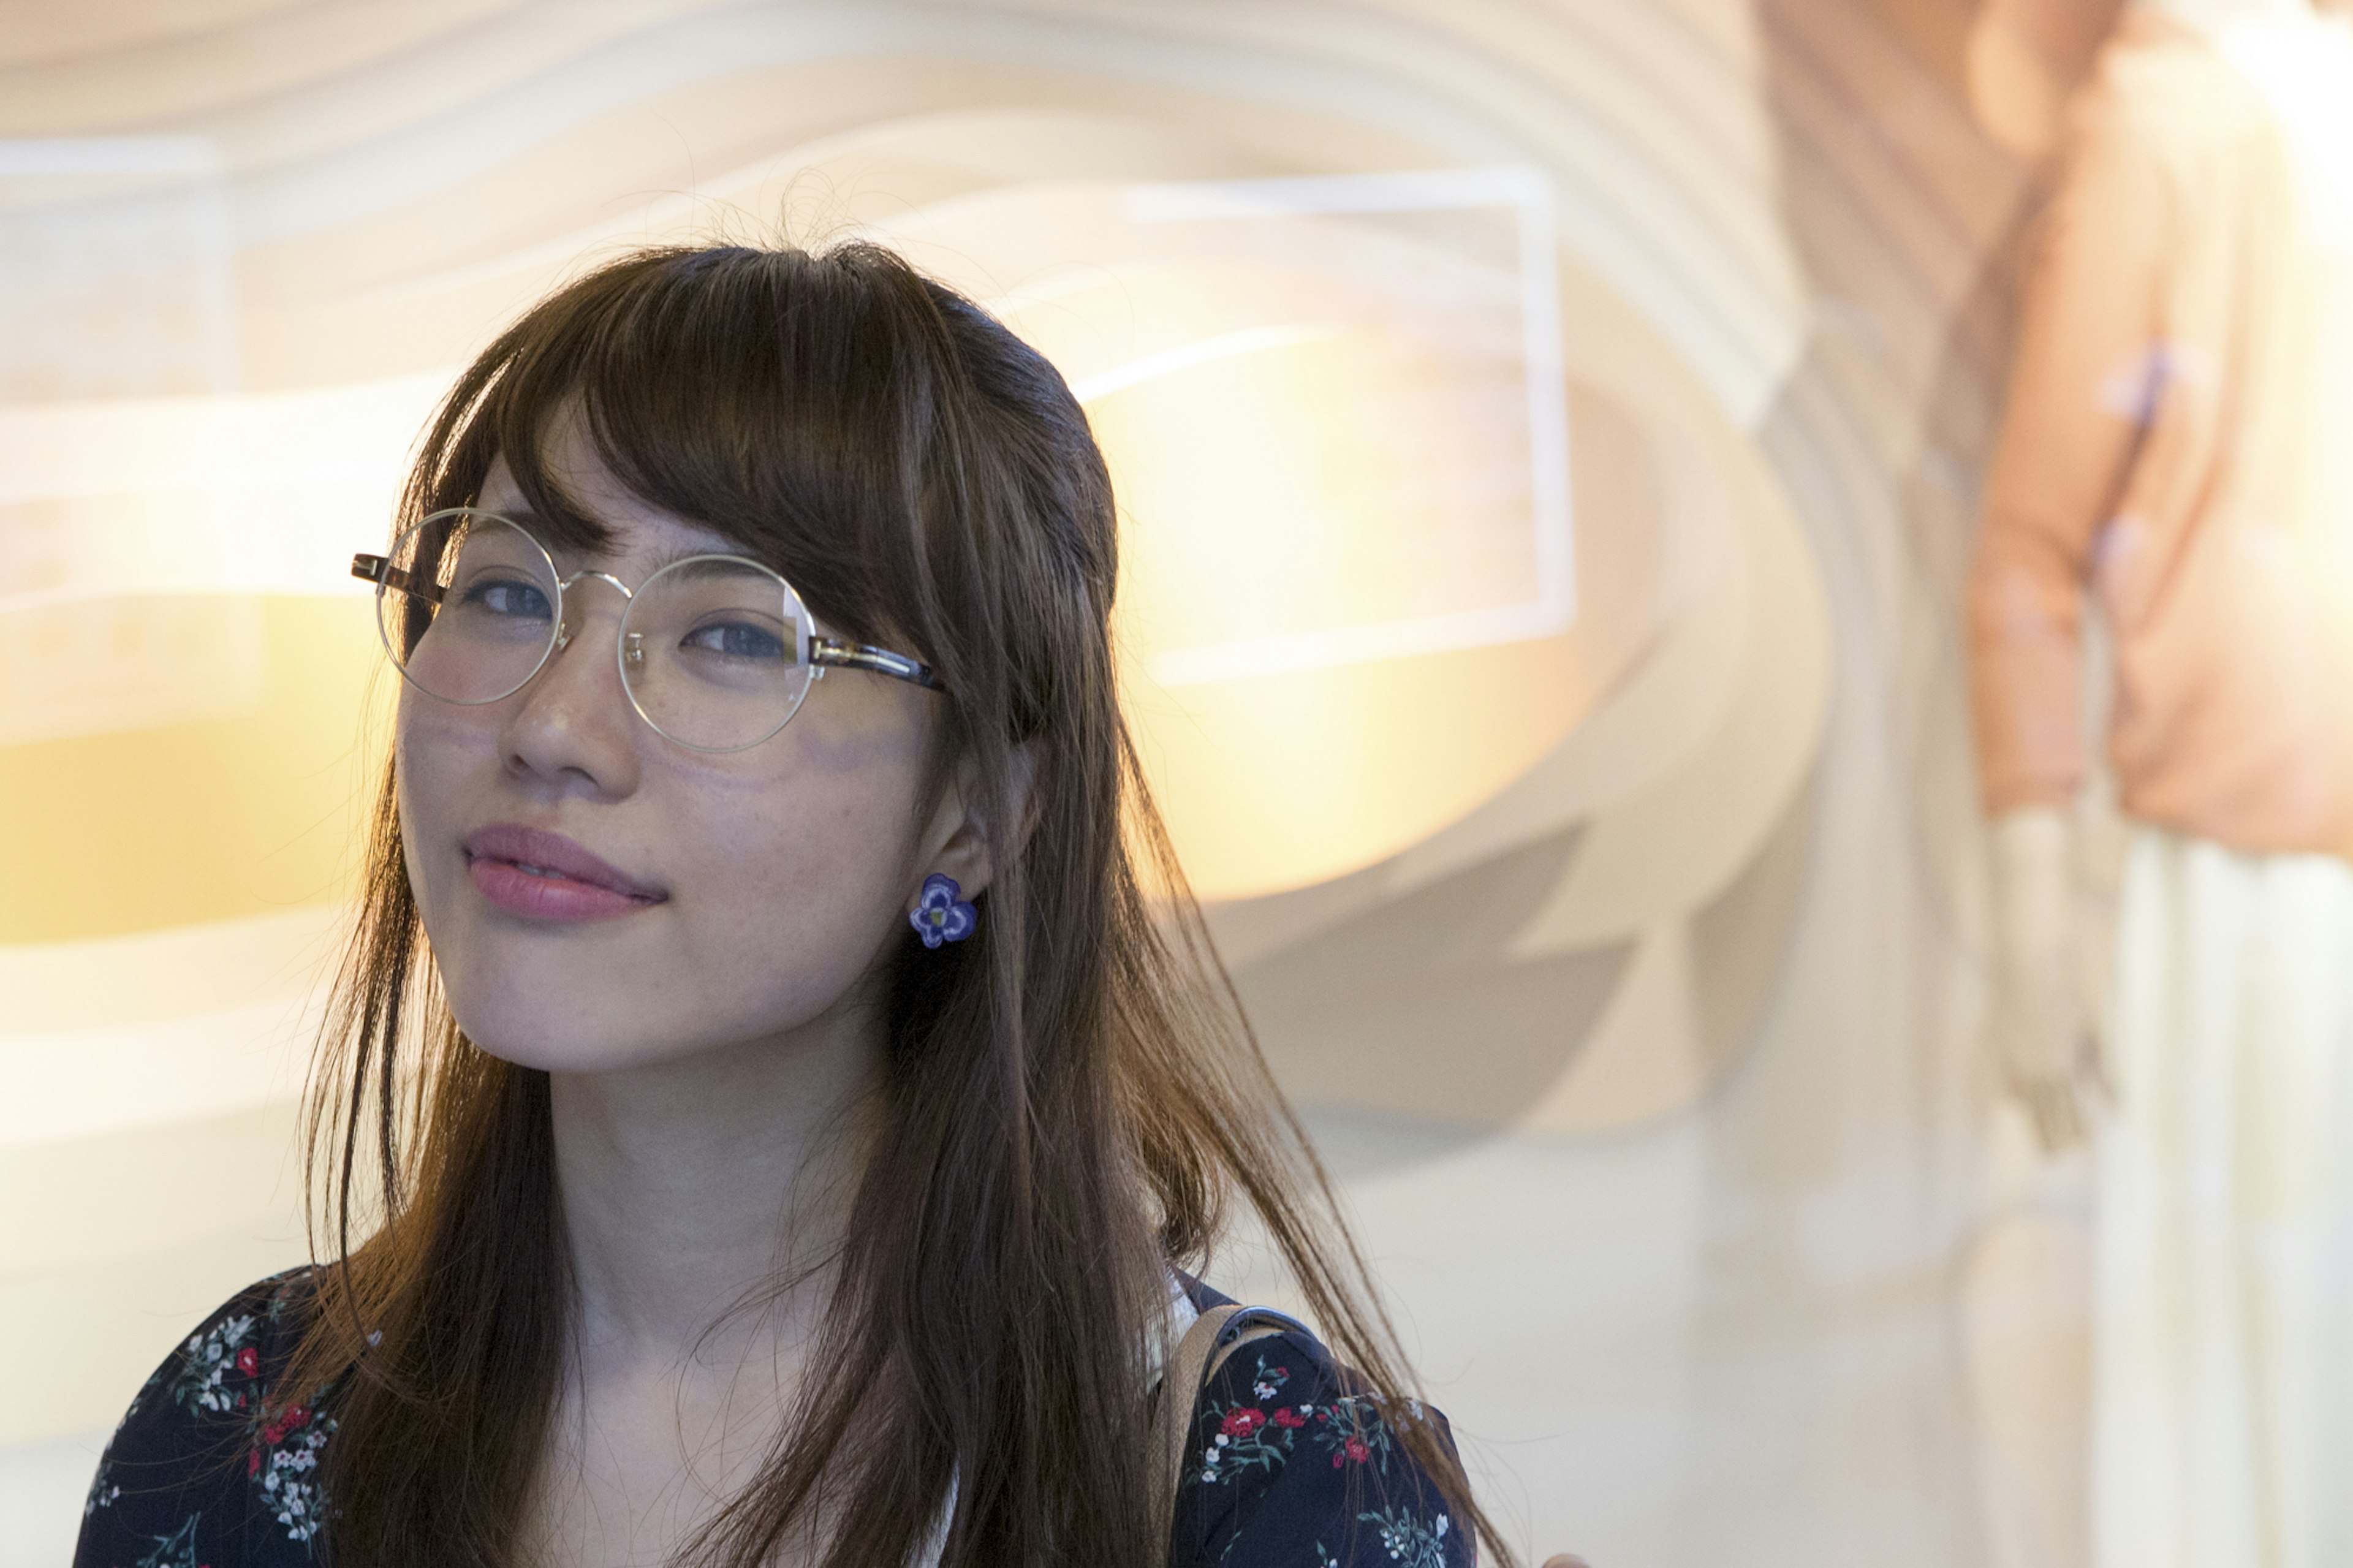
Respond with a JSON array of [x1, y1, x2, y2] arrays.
[[910, 741, 1037, 904]]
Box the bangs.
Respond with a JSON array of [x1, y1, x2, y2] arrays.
[[433, 245, 949, 650]]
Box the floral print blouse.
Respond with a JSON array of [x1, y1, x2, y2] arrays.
[[73, 1270, 1473, 1568]]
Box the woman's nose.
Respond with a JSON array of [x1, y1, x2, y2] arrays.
[[497, 583, 642, 795]]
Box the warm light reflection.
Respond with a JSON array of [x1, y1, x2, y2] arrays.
[[890, 170, 1585, 899], [1087, 312, 1587, 898], [0, 597, 385, 943]]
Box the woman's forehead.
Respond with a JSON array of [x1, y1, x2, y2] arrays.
[[477, 451, 745, 570]]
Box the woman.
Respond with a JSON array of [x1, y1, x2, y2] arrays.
[[73, 241, 1502, 1568]]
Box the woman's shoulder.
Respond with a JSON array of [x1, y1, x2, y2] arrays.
[[1172, 1278, 1472, 1568], [74, 1267, 337, 1568]]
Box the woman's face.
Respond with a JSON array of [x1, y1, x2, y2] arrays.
[[396, 419, 961, 1075]]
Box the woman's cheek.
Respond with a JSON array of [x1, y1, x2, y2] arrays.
[[715, 775, 914, 962], [393, 711, 493, 918]]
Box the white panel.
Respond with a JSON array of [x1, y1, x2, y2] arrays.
[[0, 1430, 105, 1568]]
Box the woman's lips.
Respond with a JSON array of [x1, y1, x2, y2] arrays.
[[462, 822, 666, 922]]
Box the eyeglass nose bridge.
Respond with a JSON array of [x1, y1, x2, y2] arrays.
[[548, 569, 634, 654]]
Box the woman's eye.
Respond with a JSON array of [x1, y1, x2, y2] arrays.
[[681, 621, 786, 660], [463, 578, 553, 619]]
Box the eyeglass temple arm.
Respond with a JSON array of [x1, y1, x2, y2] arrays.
[[351, 554, 445, 605], [811, 636, 943, 692]]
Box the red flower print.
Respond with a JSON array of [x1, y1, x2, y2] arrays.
[[1271, 1407, 1306, 1428], [248, 1450, 260, 1477], [1220, 1407, 1266, 1439], [1344, 1436, 1371, 1463], [235, 1346, 259, 1376], [260, 1403, 310, 1446]]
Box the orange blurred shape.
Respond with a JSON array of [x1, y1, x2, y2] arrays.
[[1967, 0, 2125, 158]]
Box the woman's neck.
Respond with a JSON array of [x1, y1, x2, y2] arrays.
[[547, 1004, 885, 1376], [522, 1008, 883, 1567]]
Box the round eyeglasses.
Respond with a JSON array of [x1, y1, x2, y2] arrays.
[[352, 508, 942, 752]]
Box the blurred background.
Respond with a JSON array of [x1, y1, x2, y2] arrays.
[[0, 0, 2131, 1562]]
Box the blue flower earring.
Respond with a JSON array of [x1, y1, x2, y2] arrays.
[[909, 873, 977, 948]]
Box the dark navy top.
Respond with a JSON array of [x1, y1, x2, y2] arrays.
[[72, 1270, 1474, 1567]]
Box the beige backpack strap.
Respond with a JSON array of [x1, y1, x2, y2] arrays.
[[1152, 1301, 1235, 1534], [1150, 1303, 1309, 1548]]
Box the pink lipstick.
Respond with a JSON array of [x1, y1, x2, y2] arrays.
[[463, 823, 666, 922]]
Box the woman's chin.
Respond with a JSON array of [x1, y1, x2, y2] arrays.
[[447, 998, 688, 1077], [461, 1034, 644, 1076]]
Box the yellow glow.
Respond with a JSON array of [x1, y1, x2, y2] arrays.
[[0, 596, 386, 944], [1124, 634, 1586, 902], [1059, 267, 1586, 899]]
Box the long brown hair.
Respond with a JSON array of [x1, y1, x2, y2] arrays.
[[287, 240, 1512, 1567]]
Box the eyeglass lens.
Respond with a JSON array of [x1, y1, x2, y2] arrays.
[[374, 510, 817, 751]]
